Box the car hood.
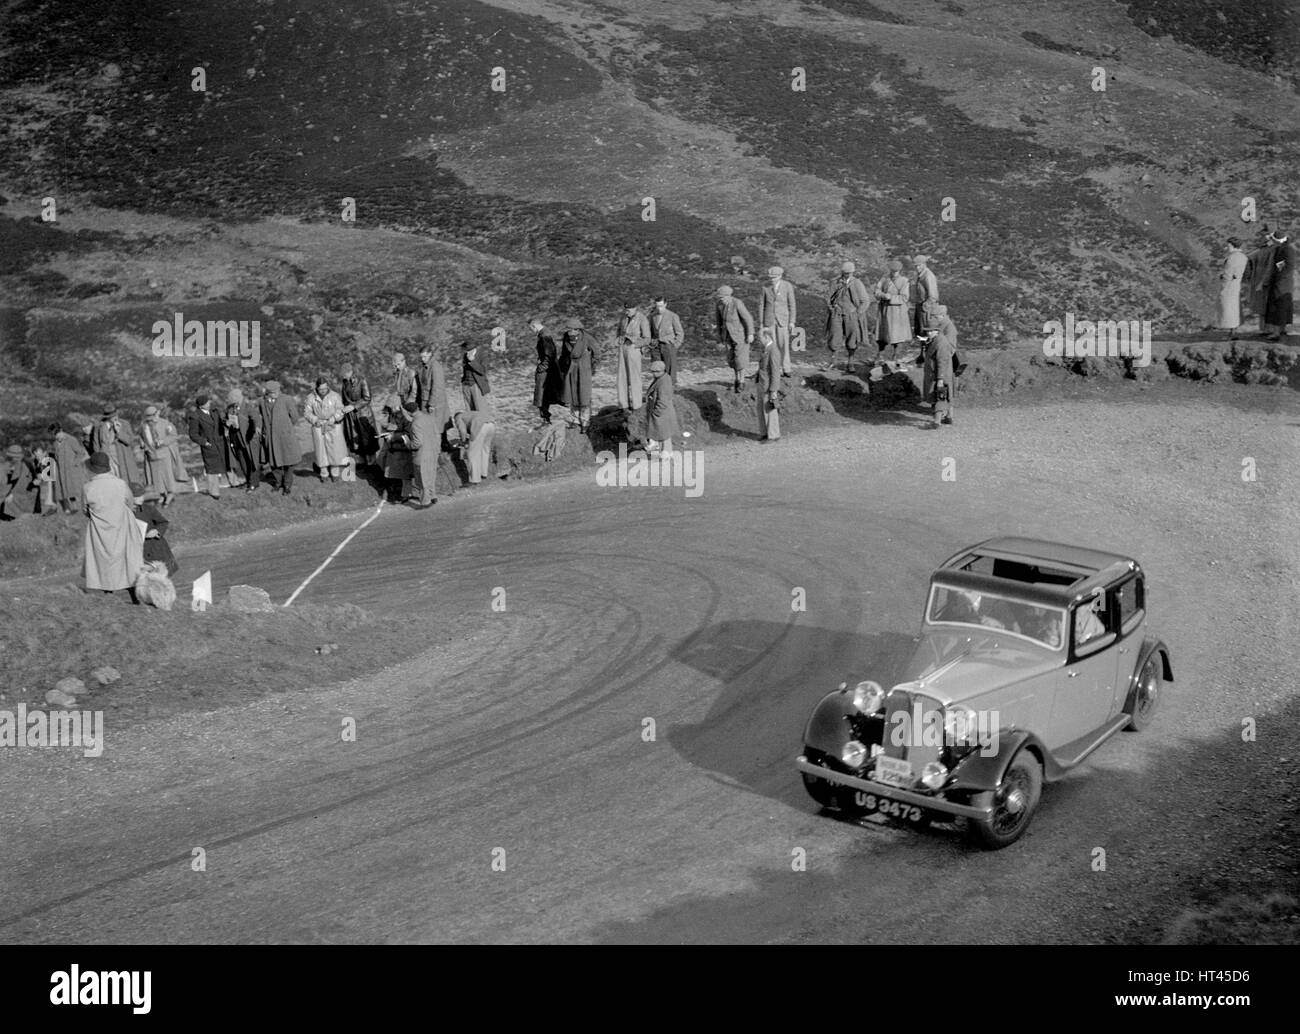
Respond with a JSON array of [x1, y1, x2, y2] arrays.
[[898, 627, 1061, 705]]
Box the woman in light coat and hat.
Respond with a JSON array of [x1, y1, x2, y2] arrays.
[[82, 451, 144, 595], [645, 359, 678, 453], [140, 405, 185, 506], [304, 376, 351, 482]]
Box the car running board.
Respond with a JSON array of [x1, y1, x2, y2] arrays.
[[1045, 714, 1132, 777]]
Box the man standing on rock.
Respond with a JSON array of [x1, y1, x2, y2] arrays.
[[825, 260, 871, 373], [561, 317, 594, 430], [714, 285, 754, 393], [392, 351, 417, 411], [912, 254, 939, 339], [91, 404, 141, 485], [187, 394, 227, 498], [645, 359, 678, 454], [758, 265, 797, 375], [875, 259, 912, 361], [755, 330, 782, 442], [530, 317, 563, 424], [922, 305, 958, 427], [460, 339, 493, 416], [648, 297, 683, 387], [615, 302, 650, 411], [257, 380, 302, 496]]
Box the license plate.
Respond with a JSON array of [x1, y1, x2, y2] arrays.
[[873, 755, 913, 788], [852, 791, 924, 824]]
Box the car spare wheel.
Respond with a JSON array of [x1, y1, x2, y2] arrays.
[[1124, 655, 1161, 732], [967, 751, 1042, 849]]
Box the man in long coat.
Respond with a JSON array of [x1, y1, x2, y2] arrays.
[[257, 380, 302, 495], [648, 297, 683, 387], [615, 303, 650, 410], [825, 260, 871, 371], [714, 286, 754, 392], [82, 451, 144, 594], [1262, 229, 1296, 340], [406, 401, 442, 508], [50, 421, 88, 513], [1216, 237, 1248, 336], [187, 394, 227, 498], [911, 254, 940, 338], [226, 387, 263, 491], [140, 405, 185, 504], [645, 360, 678, 453], [922, 305, 958, 427], [755, 331, 783, 442], [338, 362, 377, 463], [758, 265, 797, 375], [560, 317, 594, 430], [91, 404, 141, 485], [875, 259, 912, 360], [530, 318, 564, 423]]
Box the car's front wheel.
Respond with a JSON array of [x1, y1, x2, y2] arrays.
[[801, 770, 837, 810], [1124, 655, 1161, 732], [967, 751, 1042, 849]]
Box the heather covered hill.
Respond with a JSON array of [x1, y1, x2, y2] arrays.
[[0, 0, 1297, 442]]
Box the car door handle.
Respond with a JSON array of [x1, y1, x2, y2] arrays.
[[1066, 670, 1079, 678]]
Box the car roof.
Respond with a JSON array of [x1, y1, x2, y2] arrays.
[[935, 538, 1140, 605]]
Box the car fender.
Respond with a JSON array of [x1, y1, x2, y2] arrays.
[[1122, 636, 1172, 713], [946, 730, 1049, 793], [802, 690, 858, 760]]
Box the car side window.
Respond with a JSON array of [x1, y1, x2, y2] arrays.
[[1114, 576, 1144, 636], [1072, 590, 1115, 655]]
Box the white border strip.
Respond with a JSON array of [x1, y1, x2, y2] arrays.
[[283, 501, 387, 607]]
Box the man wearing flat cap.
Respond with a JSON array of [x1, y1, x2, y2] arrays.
[[911, 254, 940, 339], [91, 403, 141, 484], [825, 260, 871, 372], [922, 305, 958, 427], [758, 265, 797, 375], [715, 285, 755, 393], [875, 259, 912, 361], [645, 359, 678, 453], [257, 380, 302, 495], [615, 302, 650, 411]]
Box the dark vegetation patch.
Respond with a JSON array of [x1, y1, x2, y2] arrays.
[[1125, 0, 1300, 87]]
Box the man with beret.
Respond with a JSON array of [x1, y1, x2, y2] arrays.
[[530, 317, 564, 424], [91, 403, 141, 485], [560, 317, 594, 430], [648, 297, 683, 388], [257, 380, 302, 495], [459, 339, 493, 417], [645, 359, 678, 454], [875, 259, 912, 361], [825, 260, 871, 372], [714, 285, 754, 393], [82, 451, 144, 596], [140, 404, 186, 505], [922, 305, 958, 426], [758, 265, 797, 376], [911, 254, 940, 339], [187, 393, 227, 498], [615, 302, 650, 411]]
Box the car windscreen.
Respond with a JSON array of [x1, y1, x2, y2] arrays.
[[927, 584, 1065, 650]]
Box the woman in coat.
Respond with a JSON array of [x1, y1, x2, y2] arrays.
[[339, 362, 378, 463], [91, 404, 141, 484], [140, 405, 185, 505], [187, 395, 228, 497], [304, 377, 351, 482], [83, 452, 144, 593], [1216, 237, 1248, 336], [560, 317, 594, 430], [645, 359, 679, 452]]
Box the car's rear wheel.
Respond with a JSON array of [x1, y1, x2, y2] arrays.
[[967, 751, 1042, 849], [1124, 655, 1161, 732]]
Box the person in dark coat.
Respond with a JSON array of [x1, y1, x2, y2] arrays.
[[221, 399, 257, 490], [1, 444, 31, 520], [645, 359, 679, 453], [460, 340, 493, 416], [129, 482, 178, 576], [256, 380, 302, 495], [1262, 229, 1296, 340], [530, 318, 563, 424], [49, 422, 88, 513], [339, 361, 378, 463], [391, 352, 417, 410], [187, 394, 227, 498], [91, 404, 141, 484], [225, 388, 262, 492], [922, 306, 958, 427], [755, 331, 783, 442], [560, 317, 594, 430], [715, 286, 754, 393]]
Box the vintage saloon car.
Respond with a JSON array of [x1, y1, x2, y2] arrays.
[[796, 537, 1172, 848]]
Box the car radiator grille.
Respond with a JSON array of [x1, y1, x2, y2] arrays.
[[878, 687, 943, 784]]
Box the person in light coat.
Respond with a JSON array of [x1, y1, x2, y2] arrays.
[[140, 405, 185, 505], [715, 286, 754, 392], [91, 404, 141, 484], [452, 409, 496, 484], [1215, 237, 1248, 336], [406, 402, 442, 508], [911, 254, 940, 339], [645, 359, 678, 453], [615, 303, 650, 410], [875, 259, 911, 360], [82, 451, 144, 595], [304, 377, 351, 482]]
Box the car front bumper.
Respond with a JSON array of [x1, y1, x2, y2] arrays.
[[796, 755, 993, 820]]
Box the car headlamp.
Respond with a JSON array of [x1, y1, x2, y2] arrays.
[[841, 740, 869, 769], [920, 761, 949, 790], [851, 680, 886, 713]]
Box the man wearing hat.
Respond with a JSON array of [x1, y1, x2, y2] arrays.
[[187, 393, 228, 498], [1, 444, 31, 520], [714, 286, 754, 393], [911, 255, 940, 339], [1261, 229, 1296, 341], [615, 302, 650, 410], [645, 359, 678, 453], [459, 339, 493, 417], [140, 404, 186, 506], [530, 317, 564, 424], [257, 380, 303, 495], [875, 259, 912, 361], [825, 261, 871, 372], [82, 451, 144, 596], [90, 404, 141, 484], [49, 421, 88, 513], [226, 386, 264, 490], [560, 317, 594, 429], [648, 297, 683, 387], [921, 305, 958, 427], [758, 265, 797, 375]]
